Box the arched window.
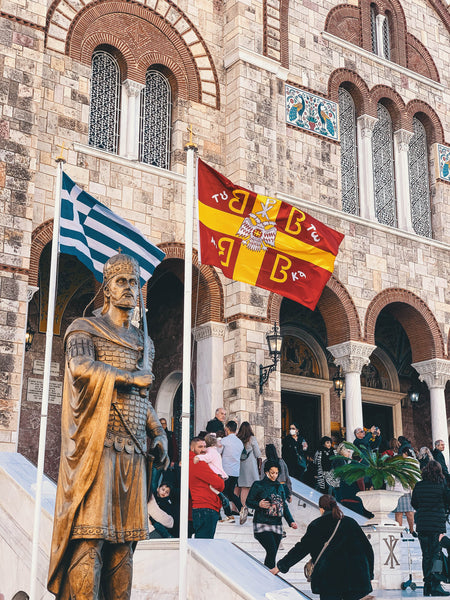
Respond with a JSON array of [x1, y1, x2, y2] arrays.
[[372, 103, 397, 226], [382, 16, 391, 60], [338, 87, 359, 215], [370, 4, 378, 54], [88, 50, 121, 153], [139, 69, 172, 169], [370, 4, 391, 60], [408, 117, 432, 237]]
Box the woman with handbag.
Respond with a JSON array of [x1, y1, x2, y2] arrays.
[[271, 494, 374, 600], [237, 421, 262, 524], [411, 460, 450, 596], [246, 460, 298, 568]]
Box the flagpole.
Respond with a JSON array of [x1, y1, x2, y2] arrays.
[[29, 150, 65, 600], [179, 129, 197, 600]]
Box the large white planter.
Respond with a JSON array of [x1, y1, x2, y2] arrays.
[[357, 489, 403, 526]]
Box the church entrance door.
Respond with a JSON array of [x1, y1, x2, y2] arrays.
[[282, 391, 321, 450]]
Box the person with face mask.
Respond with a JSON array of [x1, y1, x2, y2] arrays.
[[281, 423, 308, 481]]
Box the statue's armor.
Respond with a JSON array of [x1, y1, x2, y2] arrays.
[[67, 331, 156, 454], [92, 336, 149, 453]]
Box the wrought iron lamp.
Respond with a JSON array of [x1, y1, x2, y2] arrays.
[[332, 365, 344, 398], [25, 325, 35, 352], [408, 386, 420, 404], [259, 322, 282, 394]]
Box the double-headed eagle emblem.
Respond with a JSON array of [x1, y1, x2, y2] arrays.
[[236, 213, 277, 252]]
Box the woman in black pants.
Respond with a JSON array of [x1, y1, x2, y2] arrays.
[[246, 460, 298, 568], [411, 460, 450, 596]]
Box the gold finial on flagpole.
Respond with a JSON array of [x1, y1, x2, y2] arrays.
[[55, 142, 67, 163], [184, 124, 197, 151]]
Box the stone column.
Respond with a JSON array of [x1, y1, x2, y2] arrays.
[[412, 358, 450, 465], [327, 341, 376, 441], [119, 79, 144, 160], [393, 129, 414, 233], [356, 115, 377, 221], [193, 321, 226, 434]]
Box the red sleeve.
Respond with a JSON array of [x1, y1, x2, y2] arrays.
[[193, 461, 225, 491]]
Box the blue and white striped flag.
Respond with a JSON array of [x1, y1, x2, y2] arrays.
[[60, 172, 165, 285]]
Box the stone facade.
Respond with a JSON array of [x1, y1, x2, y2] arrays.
[[0, 0, 449, 471]]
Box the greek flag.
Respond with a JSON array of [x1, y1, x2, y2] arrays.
[[60, 172, 165, 285]]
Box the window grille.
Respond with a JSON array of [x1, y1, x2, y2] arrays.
[[382, 17, 391, 60], [408, 117, 432, 238], [371, 5, 378, 54], [338, 87, 359, 215], [139, 69, 171, 169], [372, 103, 397, 227], [88, 51, 121, 153]]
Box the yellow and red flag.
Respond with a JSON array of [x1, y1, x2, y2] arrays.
[[197, 159, 344, 310]]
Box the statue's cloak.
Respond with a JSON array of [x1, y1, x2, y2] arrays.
[[47, 316, 142, 599]]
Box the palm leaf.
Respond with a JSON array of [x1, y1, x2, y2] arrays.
[[332, 443, 421, 490]]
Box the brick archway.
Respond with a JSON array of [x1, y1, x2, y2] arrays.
[[30, 219, 54, 287], [45, 0, 220, 109], [267, 275, 361, 345], [364, 288, 445, 362], [157, 242, 224, 325]]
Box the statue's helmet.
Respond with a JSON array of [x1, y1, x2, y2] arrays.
[[103, 253, 140, 287]]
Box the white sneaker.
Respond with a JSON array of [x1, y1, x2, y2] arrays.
[[240, 506, 248, 525], [220, 515, 235, 523]]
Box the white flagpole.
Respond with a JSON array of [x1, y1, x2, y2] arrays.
[[29, 151, 65, 600], [178, 130, 197, 600]]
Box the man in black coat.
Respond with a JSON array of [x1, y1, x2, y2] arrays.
[[206, 407, 226, 435], [432, 440, 450, 486]]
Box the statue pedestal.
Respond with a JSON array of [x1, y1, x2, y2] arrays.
[[364, 524, 403, 590]]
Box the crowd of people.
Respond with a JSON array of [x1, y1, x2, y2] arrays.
[[151, 409, 450, 598]]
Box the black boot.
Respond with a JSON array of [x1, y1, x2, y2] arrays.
[[424, 582, 432, 596], [430, 583, 450, 596]]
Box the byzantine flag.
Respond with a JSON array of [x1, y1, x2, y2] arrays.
[[197, 159, 344, 310]]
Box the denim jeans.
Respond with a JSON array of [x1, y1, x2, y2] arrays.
[[192, 508, 220, 539]]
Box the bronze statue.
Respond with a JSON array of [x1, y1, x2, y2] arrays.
[[48, 253, 169, 600]]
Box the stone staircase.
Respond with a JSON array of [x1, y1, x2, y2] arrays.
[[214, 487, 428, 595]]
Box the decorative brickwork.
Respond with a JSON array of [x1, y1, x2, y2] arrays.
[[263, 0, 289, 68], [327, 69, 374, 117], [157, 242, 224, 325], [370, 84, 406, 130], [324, 0, 440, 82], [267, 275, 361, 345], [364, 288, 445, 362], [46, 0, 220, 108], [325, 5, 361, 46], [406, 33, 440, 83], [30, 220, 53, 287], [405, 100, 444, 145]]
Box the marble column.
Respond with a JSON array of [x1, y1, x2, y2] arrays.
[[356, 115, 377, 221], [327, 341, 376, 441], [193, 321, 226, 434], [393, 129, 414, 232], [412, 358, 450, 465], [119, 79, 145, 160]]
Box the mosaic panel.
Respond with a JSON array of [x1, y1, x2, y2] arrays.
[[437, 143, 450, 182], [285, 84, 339, 141]]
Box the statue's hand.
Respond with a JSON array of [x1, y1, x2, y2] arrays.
[[132, 369, 154, 389], [151, 434, 170, 470]]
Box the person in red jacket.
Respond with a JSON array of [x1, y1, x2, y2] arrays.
[[189, 436, 225, 538]]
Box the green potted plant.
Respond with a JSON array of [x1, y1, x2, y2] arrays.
[[333, 442, 421, 526]]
